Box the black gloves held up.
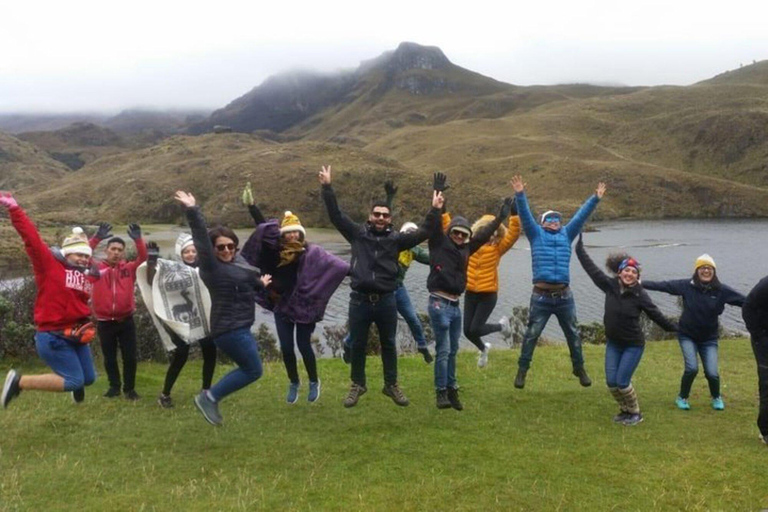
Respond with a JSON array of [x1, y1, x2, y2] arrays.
[[433, 172, 449, 192], [146, 241, 160, 261], [499, 197, 515, 219], [127, 223, 142, 240], [95, 222, 112, 240]]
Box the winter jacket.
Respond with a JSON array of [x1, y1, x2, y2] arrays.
[[427, 215, 503, 296], [89, 236, 147, 321], [516, 191, 600, 285], [397, 245, 430, 284], [577, 240, 676, 346], [643, 278, 744, 343], [466, 215, 521, 293], [8, 206, 99, 331], [186, 206, 264, 338], [321, 184, 439, 294], [743, 276, 768, 336]]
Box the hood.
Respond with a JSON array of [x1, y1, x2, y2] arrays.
[[471, 214, 506, 241]]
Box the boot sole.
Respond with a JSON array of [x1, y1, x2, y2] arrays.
[[2, 370, 18, 408]]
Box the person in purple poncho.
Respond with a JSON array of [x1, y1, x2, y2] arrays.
[[241, 183, 350, 404]]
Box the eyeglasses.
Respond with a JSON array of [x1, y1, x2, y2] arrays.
[[371, 211, 391, 219], [215, 243, 236, 252], [450, 230, 469, 239]]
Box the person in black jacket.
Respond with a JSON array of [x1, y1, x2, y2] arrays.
[[319, 165, 441, 408], [643, 254, 745, 411], [742, 277, 768, 445], [175, 191, 271, 426], [576, 235, 677, 426], [427, 185, 513, 410]]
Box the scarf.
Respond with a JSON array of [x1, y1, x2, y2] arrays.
[[278, 241, 306, 267]]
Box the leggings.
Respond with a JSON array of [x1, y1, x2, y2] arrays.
[[463, 291, 501, 351], [274, 313, 318, 384], [162, 329, 217, 395]]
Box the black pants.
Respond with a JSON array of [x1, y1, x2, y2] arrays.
[[750, 333, 768, 437], [163, 330, 217, 395], [98, 317, 137, 392], [463, 291, 501, 351], [274, 313, 318, 384]]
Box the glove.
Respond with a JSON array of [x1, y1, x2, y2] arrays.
[[127, 223, 142, 240], [499, 197, 515, 219], [577, 233, 583, 247], [509, 197, 518, 216], [433, 172, 449, 192], [0, 193, 18, 209], [242, 182, 254, 206], [146, 241, 160, 261], [95, 222, 112, 240], [384, 179, 398, 198]]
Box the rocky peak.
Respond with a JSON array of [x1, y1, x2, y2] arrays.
[[358, 42, 452, 75]]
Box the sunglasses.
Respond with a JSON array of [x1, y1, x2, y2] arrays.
[[450, 230, 469, 239], [543, 216, 561, 223], [215, 243, 236, 252], [371, 211, 391, 219]]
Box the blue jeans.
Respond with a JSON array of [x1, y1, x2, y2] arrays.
[[209, 327, 263, 402], [517, 289, 584, 370], [678, 335, 720, 398], [428, 296, 462, 390], [348, 291, 399, 387], [604, 341, 645, 389], [344, 285, 427, 350], [35, 331, 97, 391]]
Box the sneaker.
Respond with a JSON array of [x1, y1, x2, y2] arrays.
[[103, 387, 121, 398], [760, 434, 767, 446], [157, 394, 174, 408], [286, 382, 300, 404], [514, 368, 527, 389], [675, 396, 691, 410], [573, 367, 592, 387], [72, 388, 85, 404], [2, 369, 21, 408], [418, 347, 434, 364], [124, 390, 141, 401], [711, 396, 725, 411], [308, 381, 321, 403], [342, 344, 351, 365], [447, 387, 463, 411], [478, 343, 491, 368], [343, 383, 367, 408], [622, 413, 644, 426], [436, 389, 451, 409], [194, 391, 222, 426], [612, 411, 631, 423], [382, 383, 410, 407], [499, 315, 512, 340]]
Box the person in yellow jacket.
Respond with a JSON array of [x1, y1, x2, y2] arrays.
[[463, 202, 521, 367]]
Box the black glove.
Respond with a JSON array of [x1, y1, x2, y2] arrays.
[[433, 172, 449, 192], [127, 223, 142, 240], [499, 197, 515, 219], [509, 197, 518, 216], [146, 241, 160, 261], [95, 222, 112, 240], [384, 179, 398, 208]]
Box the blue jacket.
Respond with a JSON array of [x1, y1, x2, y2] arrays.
[[516, 191, 600, 285], [643, 278, 745, 342]]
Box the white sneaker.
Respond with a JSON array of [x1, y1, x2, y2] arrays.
[[499, 316, 512, 340], [477, 343, 491, 368]]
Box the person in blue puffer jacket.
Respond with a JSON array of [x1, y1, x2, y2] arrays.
[[510, 175, 606, 389]]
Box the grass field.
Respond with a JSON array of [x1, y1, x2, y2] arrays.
[[1, 340, 766, 511]]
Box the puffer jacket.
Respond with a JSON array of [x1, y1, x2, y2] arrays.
[[466, 214, 521, 293], [516, 191, 600, 285]]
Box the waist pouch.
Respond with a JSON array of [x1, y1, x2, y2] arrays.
[[57, 322, 97, 344]]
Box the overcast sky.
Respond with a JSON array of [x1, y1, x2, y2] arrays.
[[2, 0, 767, 113]]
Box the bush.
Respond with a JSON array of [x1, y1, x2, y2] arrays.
[[579, 322, 607, 345], [508, 305, 529, 347], [254, 323, 280, 362], [0, 276, 38, 359]]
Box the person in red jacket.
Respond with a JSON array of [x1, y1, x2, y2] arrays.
[[89, 222, 147, 400], [1, 192, 101, 409]]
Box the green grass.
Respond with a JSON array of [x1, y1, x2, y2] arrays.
[[2, 340, 766, 511]]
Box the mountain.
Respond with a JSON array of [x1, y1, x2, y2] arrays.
[[0, 131, 69, 189], [17, 122, 129, 170], [0, 113, 108, 134]]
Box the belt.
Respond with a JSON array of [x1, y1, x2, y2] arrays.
[[533, 286, 569, 298], [430, 294, 460, 306], [351, 290, 392, 303]]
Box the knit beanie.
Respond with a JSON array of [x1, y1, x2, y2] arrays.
[[448, 216, 472, 238], [694, 254, 716, 271], [61, 227, 92, 257], [540, 210, 562, 224], [280, 211, 306, 237], [618, 257, 641, 273], [175, 233, 194, 259], [400, 222, 418, 233]]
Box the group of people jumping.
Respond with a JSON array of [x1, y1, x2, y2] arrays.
[[1, 168, 766, 444]]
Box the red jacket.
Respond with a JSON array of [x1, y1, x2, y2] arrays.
[[89, 236, 147, 321], [9, 206, 98, 331]]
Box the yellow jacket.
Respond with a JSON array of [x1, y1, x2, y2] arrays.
[[466, 215, 521, 293]]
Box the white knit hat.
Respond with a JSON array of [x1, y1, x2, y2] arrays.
[[280, 211, 306, 237], [61, 227, 92, 257], [400, 222, 418, 233], [175, 233, 195, 259]]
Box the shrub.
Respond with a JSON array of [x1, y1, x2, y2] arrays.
[[254, 323, 280, 362], [0, 276, 38, 359], [579, 322, 607, 345]]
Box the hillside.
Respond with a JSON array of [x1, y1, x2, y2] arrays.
[[0, 131, 70, 189]]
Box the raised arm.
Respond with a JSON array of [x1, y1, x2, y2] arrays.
[[564, 182, 605, 241], [126, 223, 148, 271], [1, 193, 56, 275], [411, 245, 430, 265], [399, 191, 443, 250], [468, 197, 512, 254], [319, 165, 361, 243], [641, 279, 688, 296], [498, 212, 521, 256], [175, 191, 216, 274], [575, 235, 613, 293], [89, 222, 112, 250], [639, 290, 678, 333], [241, 182, 266, 225], [145, 241, 160, 285], [510, 175, 539, 241], [384, 180, 398, 211]]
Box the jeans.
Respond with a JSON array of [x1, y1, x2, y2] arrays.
[[604, 340, 645, 389], [35, 331, 97, 391], [162, 330, 217, 395], [97, 317, 137, 392], [463, 291, 501, 351], [348, 291, 398, 387], [429, 296, 463, 390], [517, 289, 584, 370], [209, 327, 263, 402], [678, 335, 720, 399], [274, 313, 318, 384], [750, 333, 768, 437]]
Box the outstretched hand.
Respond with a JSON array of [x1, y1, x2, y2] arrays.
[[510, 175, 525, 193], [0, 191, 18, 209], [433, 172, 449, 192], [242, 182, 254, 206], [127, 223, 142, 240], [174, 191, 196, 208], [318, 165, 332, 185], [95, 222, 112, 240], [146, 241, 160, 260], [596, 182, 607, 199], [499, 197, 515, 219], [432, 190, 445, 209], [260, 274, 273, 288]]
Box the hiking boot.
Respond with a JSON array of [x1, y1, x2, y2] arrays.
[[499, 315, 512, 341], [2, 369, 21, 408], [382, 383, 409, 407], [343, 383, 367, 408], [622, 413, 644, 426], [342, 344, 351, 365], [103, 387, 120, 398], [308, 381, 321, 403], [286, 382, 300, 404], [72, 388, 85, 404], [447, 387, 464, 411], [157, 394, 174, 409], [711, 396, 725, 411], [612, 411, 631, 423], [761, 434, 767, 446], [478, 342, 491, 368], [124, 390, 141, 401], [418, 347, 434, 364], [514, 368, 527, 389], [675, 396, 691, 410], [573, 367, 592, 387], [436, 389, 451, 409], [194, 391, 222, 426]]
